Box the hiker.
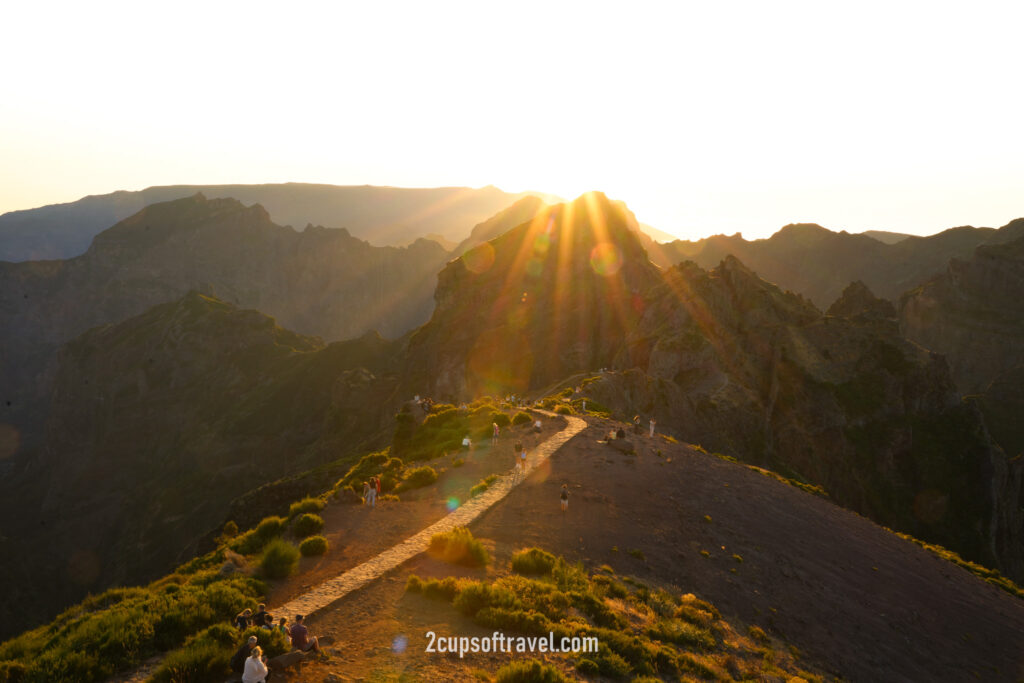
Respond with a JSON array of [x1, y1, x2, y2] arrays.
[[519, 443, 527, 474], [492, 422, 499, 446], [533, 418, 542, 433], [366, 479, 377, 508], [289, 614, 321, 653], [373, 475, 381, 497], [252, 604, 268, 628], [362, 481, 370, 505], [649, 418, 656, 437], [234, 608, 252, 630], [582, 399, 586, 412], [462, 435, 472, 451], [513, 441, 523, 479], [242, 645, 269, 683], [560, 484, 569, 512], [633, 415, 642, 434], [616, 427, 626, 440], [231, 635, 258, 674], [277, 616, 289, 638]]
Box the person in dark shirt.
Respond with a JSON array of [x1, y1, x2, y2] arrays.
[[230, 635, 258, 674], [234, 608, 252, 630], [252, 604, 268, 628], [289, 614, 321, 653]]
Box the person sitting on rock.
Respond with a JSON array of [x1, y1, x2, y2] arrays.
[[289, 614, 321, 654], [616, 427, 626, 440], [230, 635, 258, 674], [276, 616, 289, 638]]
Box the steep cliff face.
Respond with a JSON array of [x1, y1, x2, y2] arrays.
[[0, 293, 401, 637], [901, 233, 1024, 394]]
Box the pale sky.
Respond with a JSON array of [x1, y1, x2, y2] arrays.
[[2, 0, 1023, 240]]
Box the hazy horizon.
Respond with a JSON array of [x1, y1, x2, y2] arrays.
[[3, 1, 1023, 241]]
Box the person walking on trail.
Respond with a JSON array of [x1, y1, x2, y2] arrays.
[[362, 481, 370, 505], [374, 476, 381, 496], [649, 418, 656, 437], [560, 484, 569, 512], [242, 645, 269, 683], [367, 479, 377, 508], [519, 443, 528, 474], [492, 422, 499, 447], [633, 415, 642, 434], [513, 440, 523, 480]]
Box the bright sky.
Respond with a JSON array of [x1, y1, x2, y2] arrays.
[[2, 0, 1023, 240]]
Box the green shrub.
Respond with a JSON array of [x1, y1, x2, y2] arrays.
[[230, 515, 286, 555], [470, 474, 499, 497], [299, 535, 329, 556], [493, 412, 512, 428], [260, 539, 300, 579], [575, 658, 600, 676], [554, 404, 574, 415], [291, 513, 324, 538], [495, 658, 569, 683], [288, 496, 326, 519], [428, 526, 489, 567], [512, 411, 533, 426], [405, 575, 424, 593], [397, 466, 438, 491], [454, 581, 519, 616], [511, 547, 557, 575], [646, 618, 716, 650], [422, 577, 461, 601]]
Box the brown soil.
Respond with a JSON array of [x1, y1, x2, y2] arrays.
[[267, 417, 1024, 683]]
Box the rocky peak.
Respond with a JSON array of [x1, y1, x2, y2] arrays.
[[827, 280, 897, 319]]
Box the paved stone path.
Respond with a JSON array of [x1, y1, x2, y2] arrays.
[[271, 412, 586, 619]]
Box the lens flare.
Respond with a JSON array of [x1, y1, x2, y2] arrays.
[[446, 496, 460, 511], [391, 634, 408, 653], [589, 242, 622, 276]]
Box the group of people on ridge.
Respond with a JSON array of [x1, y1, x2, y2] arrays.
[[231, 606, 322, 682], [362, 476, 382, 507]]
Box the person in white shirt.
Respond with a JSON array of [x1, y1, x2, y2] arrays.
[[242, 645, 268, 683]]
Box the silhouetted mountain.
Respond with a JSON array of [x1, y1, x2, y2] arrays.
[[646, 220, 1022, 307], [0, 193, 449, 452], [0, 292, 403, 636], [405, 194, 1023, 580], [861, 229, 912, 244], [0, 183, 557, 260]]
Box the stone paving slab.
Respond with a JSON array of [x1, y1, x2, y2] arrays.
[[271, 412, 586, 618]]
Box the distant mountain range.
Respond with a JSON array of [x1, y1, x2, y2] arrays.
[[0, 183, 561, 261], [644, 219, 1024, 308]]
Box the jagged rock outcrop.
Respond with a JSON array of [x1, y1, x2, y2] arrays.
[[646, 219, 1024, 308], [901, 232, 1024, 394], [0, 293, 401, 638], [404, 192, 662, 399]]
